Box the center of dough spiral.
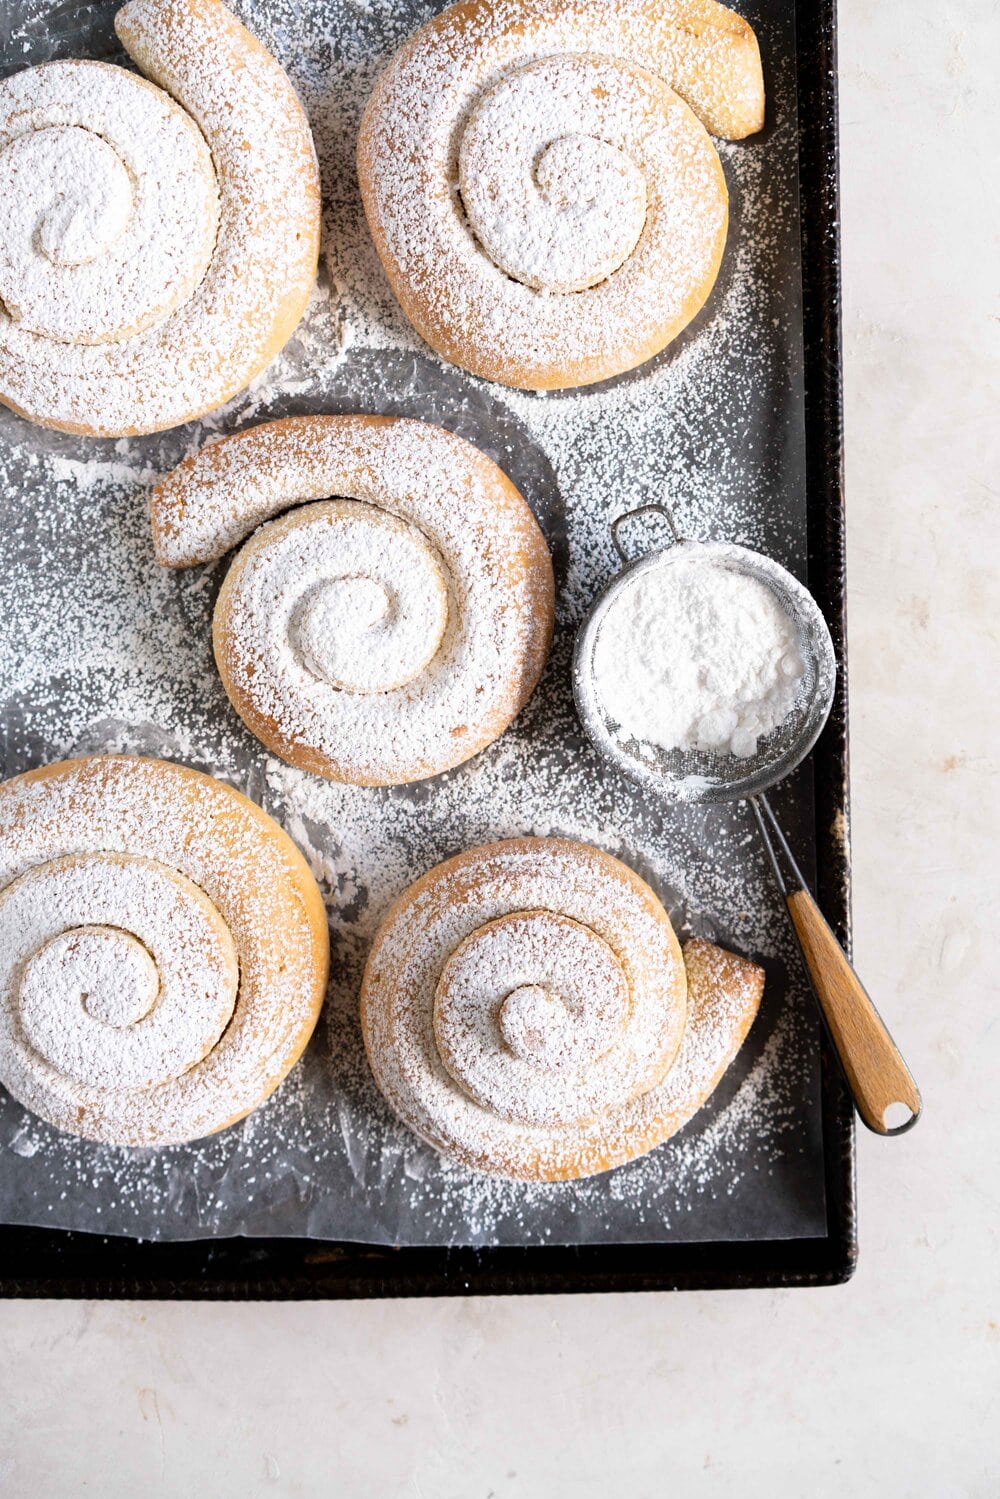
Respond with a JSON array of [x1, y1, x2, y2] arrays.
[[458, 58, 648, 294], [1, 853, 238, 1091], [22, 127, 132, 266], [22, 925, 160, 1030], [433, 909, 639, 1127], [0, 64, 219, 346], [278, 501, 450, 695]]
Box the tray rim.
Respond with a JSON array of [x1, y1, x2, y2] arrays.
[[0, 0, 857, 1299]]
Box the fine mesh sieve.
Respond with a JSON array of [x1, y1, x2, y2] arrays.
[[573, 516, 837, 805], [573, 505, 922, 1137]]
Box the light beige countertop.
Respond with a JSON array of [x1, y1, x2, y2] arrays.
[[1, 2, 997, 1494]]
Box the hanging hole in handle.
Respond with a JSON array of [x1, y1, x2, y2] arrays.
[[609, 502, 684, 565], [882, 1100, 921, 1135]]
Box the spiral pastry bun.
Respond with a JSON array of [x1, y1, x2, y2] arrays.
[[361, 837, 765, 1181], [357, 0, 764, 391], [0, 0, 320, 437], [0, 756, 329, 1146], [150, 415, 555, 787]]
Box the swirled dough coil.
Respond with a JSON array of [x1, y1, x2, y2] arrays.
[[150, 415, 555, 787], [361, 836, 765, 1180], [0, 0, 320, 436], [0, 756, 329, 1145], [357, 0, 764, 389]]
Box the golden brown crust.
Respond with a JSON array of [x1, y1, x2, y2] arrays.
[[115, 0, 322, 414], [151, 414, 555, 787], [0, 0, 320, 437], [393, 0, 766, 142], [357, 0, 763, 390], [0, 755, 329, 1145], [360, 836, 764, 1180]]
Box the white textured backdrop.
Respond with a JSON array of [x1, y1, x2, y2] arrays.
[[1, 1, 997, 1494]]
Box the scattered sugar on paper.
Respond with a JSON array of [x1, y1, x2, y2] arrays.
[[0, 0, 823, 1248]]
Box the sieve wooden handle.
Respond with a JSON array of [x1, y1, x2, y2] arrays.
[[750, 794, 921, 1136], [785, 886, 921, 1134]]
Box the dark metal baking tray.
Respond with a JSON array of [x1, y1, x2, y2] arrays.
[[0, 0, 856, 1297]]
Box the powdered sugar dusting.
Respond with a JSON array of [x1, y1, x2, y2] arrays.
[[8, 855, 238, 1091], [0, 0, 320, 436], [0, 757, 327, 1145], [357, 1, 760, 386], [425, 873, 686, 1137], [0, 0, 828, 1247], [155, 415, 554, 784], [593, 552, 806, 759], [362, 839, 766, 1180], [0, 64, 219, 345]]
